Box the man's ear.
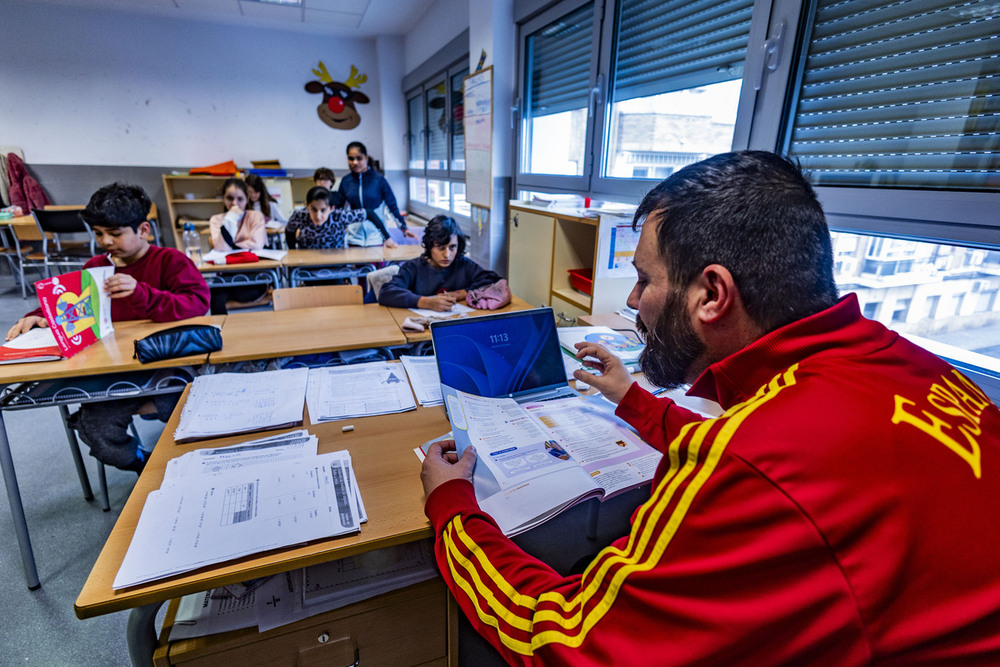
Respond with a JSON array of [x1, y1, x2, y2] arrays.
[[690, 264, 738, 324]]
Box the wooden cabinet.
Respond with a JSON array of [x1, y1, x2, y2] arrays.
[[154, 578, 457, 667], [508, 202, 638, 324]]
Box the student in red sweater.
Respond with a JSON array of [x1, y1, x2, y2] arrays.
[[421, 152, 1000, 665], [6, 183, 210, 472]]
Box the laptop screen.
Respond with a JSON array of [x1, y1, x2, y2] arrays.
[[430, 308, 567, 398]]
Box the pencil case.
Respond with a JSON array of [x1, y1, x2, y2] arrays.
[[133, 324, 222, 363]]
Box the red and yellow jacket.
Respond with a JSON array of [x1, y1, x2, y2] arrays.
[[424, 294, 1000, 665]]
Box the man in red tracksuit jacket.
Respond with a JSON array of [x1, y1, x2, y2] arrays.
[[421, 151, 1000, 665]]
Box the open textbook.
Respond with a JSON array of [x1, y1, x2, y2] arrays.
[[441, 385, 662, 536], [558, 325, 643, 379]]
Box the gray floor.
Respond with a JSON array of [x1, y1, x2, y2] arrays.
[[0, 266, 646, 666]]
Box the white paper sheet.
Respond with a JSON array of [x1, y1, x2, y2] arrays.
[[407, 303, 475, 319], [306, 363, 416, 422], [163, 430, 317, 483], [173, 368, 308, 442], [400, 355, 444, 406], [114, 451, 360, 589]]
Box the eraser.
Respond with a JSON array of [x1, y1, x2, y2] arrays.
[[342, 425, 355, 432], [576, 381, 589, 392]]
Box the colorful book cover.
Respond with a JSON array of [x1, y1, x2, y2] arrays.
[[34, 266, 114, 358]]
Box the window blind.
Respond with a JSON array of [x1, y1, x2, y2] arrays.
[[786, 0, 1000, 190], [526, 1, 594, 118], [612, 0, 754, 102]]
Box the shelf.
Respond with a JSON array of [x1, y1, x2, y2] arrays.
[[551, 287, 591, 311], [169, 198, 224, 204]]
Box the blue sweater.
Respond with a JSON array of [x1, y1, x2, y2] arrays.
[[378, 256, 501, 308], [338, 169, 405, 239]]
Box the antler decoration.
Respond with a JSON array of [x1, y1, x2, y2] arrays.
[[311, 61, 333, 84], [345, 65, 368, 89]]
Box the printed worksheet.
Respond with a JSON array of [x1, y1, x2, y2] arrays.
[[114, 451, 360, 589], [306, 362, 416, 422], [163, 430, 317, 482], [173, 368, 309, 442], [400, 355, 443, 406]]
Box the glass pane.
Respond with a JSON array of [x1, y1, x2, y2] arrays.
[[453, 181, 471, 217], [409, 177, 427, 204], [786, 0, 1000, 189], [451, 68, 468, 171], [522, 2, 594, 176], [427, 179, 451, 210], [408, 95, 425, 170], [833, 230, 1000, 369], [604, 0, 752, 179], [426, 80, 448, 171]]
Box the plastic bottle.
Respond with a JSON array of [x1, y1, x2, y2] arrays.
[[182, 223, 202, 265]]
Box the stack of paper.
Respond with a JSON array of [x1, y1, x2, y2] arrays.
[[306, 363, 416, 422], [174, 368, 309, 442], [113, 431, 364, 590], [400, 355, 443, 407]]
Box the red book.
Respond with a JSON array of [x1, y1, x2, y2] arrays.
[[33, 266, 115, 359], [0, 327, 64, 364]]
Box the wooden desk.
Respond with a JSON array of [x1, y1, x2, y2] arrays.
[[578, 312, 638, 332], [283, 246, 421, 286], [76, 386, 453, 662], [197, 259, 283, 290], [209, 305, 406, 363], [0, 317, 223, 590], [384, 294, 536, 344]]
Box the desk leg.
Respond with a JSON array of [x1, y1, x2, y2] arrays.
[[0, 411, 41, 589], [59, 404, 94, 501], [127, 601, 164, 667]]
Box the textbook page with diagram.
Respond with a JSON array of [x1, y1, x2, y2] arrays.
[[441, 385, 661, 536]]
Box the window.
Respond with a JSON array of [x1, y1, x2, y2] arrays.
[[406, 58, 470, 220], [515, 0, 753, 196]]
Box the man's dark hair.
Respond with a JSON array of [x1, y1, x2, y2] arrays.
[[633, 151, 838, 334], [422, 215, 466, 258], [80, 182, 151, 232]]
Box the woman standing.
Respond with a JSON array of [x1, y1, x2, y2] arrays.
[[338, 141, 416, 244]]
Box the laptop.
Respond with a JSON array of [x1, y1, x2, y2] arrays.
[[430, 307, 578, 403]]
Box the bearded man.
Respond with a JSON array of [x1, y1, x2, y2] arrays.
[[421, 151, 1000, 665]]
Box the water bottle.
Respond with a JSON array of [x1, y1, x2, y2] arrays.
[[182, 223, 202, 265]]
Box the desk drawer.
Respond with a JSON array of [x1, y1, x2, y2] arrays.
[[160, 578, 451, 667]]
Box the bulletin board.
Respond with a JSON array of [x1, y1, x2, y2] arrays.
[[463, 67, 493, 208]]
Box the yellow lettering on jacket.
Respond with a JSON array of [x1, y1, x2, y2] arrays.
[[892, 370, 991, 479]]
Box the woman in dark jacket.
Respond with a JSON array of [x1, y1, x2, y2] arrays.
[[338, 141, 416, 243]]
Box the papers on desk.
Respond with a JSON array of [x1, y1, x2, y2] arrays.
[[169, 540, 437, 639], [0, 327, 65, 364], [114, 430, 364, 590], [173, 368, 308, 442], [306, 362, 416, 422], [408, 302, 475, 319], [400, 355, 443, 406]]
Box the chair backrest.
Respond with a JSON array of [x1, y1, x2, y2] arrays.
[[366, 264, 401, 299], [32, 208, 89, 235], [272, 285, 364, 311]]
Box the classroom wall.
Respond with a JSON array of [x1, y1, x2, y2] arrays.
[[2, 0, 412, 236]]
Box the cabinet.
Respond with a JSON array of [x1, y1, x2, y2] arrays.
[[508, 202, 638, 324], [153, 578, 457, 666]]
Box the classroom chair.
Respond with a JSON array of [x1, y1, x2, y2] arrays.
[[0, 220, 46, 298], [31, 208, 96, 278], [272, 284, 363, 310], [364, 264, 399, 301]]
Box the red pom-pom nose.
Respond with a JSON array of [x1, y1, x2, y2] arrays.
[[328, 97, 345, 113]]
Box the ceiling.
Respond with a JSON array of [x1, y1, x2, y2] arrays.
[[12, 0, 439, 36]]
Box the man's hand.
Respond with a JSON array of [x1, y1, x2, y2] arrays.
[[421, 440, 477, 498], [105, 273, 138, 299], [418, 293, 457, 312], [5, 316, 48, 341], [572, 342, 635, 404]]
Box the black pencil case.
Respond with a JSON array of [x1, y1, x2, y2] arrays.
[[133, 324, 222, 363]]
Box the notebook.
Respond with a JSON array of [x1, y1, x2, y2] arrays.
[[429, 307, 578, 403]]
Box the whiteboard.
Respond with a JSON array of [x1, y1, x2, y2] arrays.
[[463, 67, 492, 208]]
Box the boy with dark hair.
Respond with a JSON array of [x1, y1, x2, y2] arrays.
[[5, 182, 211, 472], [377, 215, 500, 311]]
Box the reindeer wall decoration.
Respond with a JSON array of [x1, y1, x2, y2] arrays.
[[305, 62, 369, 130]]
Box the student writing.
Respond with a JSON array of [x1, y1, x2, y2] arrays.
[[5, 183, 210, 473], [378, 215, 500, 311]]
